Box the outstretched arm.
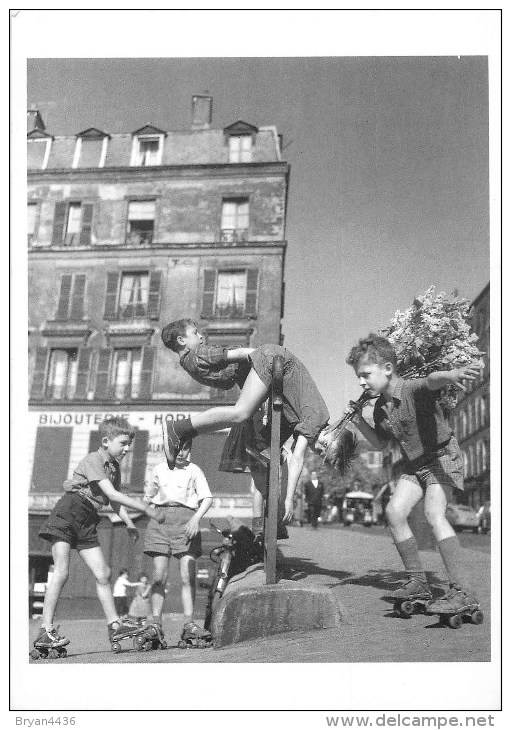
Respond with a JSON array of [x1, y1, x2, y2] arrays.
[[350, 408, 387, 450], [98, 479, 164, 523], [426, 364, 482, 392], [224, 347, 255, 362], [111, 502, 140, 544]]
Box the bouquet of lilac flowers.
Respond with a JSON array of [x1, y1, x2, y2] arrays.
[[383, 286, 485, 412]]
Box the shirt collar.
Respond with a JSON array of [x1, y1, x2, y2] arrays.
[[98, 447, 117, 467]]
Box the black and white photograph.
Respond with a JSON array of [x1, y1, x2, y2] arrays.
[[10, 7, 502, 720]]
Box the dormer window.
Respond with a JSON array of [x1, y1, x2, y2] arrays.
[[27, 129, 53, 170], [130, 125, 166, 166], [228, 135, 252, 163], [223, 121, 258, 164], [73, 128, 110, 168]]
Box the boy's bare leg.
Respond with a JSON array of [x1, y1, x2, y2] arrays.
[[79, 546, 118, 624], [150, 555, 169, 619], [423, 482, 456, 541], [179, 554, 196, 621], [42, 541, 71, 629], [385, 477, 423, 543], [191, 369, 269, 432]]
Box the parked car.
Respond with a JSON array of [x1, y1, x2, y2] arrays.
[[477, 501, 491, 534], [445, 503, 479, 533], [342, 491, 375, 527]]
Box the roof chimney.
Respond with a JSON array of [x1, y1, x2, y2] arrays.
[[191, 95, 212, 130]]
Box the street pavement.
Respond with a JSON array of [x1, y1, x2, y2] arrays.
[[28, 523, 491, 664]]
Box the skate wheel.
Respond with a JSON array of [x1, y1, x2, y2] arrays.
[[197, 638, 206, 649], [48, 648, 60, 660], [59, 647, 67, 658], [159, 640, 168, 649], [471, 610, 484, 625], [448, 614, 463, 629], [134, 635, 145, 650], [399, 601, 414, 618], [146, 626, 159, 638], [177, 639, 187, 649], [144, 641, 153, 651], [111, 641, 122, 653], [30, 649, 41, 660]]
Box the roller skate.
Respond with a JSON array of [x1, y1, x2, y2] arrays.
[[108, 619, 147, 654], [426, 586, 484, 629], [30, 626, 70, 660], [388, 577, 433, 619], [135, 617, 168, 651], [177, 620, 213, 649]]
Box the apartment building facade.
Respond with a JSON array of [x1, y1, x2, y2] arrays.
[[27, 97, 289, 593]]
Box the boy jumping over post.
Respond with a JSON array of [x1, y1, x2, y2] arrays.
[[143, 440, 213, 647], [160, 320, 330, 530], [346, 334, 482, 616], [33, 417, 164, 656]]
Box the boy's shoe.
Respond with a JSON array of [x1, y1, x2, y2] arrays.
[[276, 522, 289, 540], [34, 625, 69, 649], [162, 417, 194, 466], [108, 620, 143, 642], [427, 586, 479, 614], [388, 577, 432, 601], [181, 620, 211, 639]]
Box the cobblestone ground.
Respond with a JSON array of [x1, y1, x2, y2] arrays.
[[27, 523, 491, 665]]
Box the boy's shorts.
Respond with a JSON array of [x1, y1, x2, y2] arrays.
[[38, 492, 101, 551], [400, 438, 464, 495], [144, 505, 202, 559]]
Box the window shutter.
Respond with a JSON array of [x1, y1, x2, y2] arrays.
[[69, 274, 86, 320], [245, 268, 259, 317], [130, 430, 149, 492], [104, 272, 120, 319], [201, 269, 216, 317], [79, 203, 94, 246], [147, 271, 162, 319], [88, 429, 102, 453], [55, 274, 73, 320], [74, 347, 92, 399], [95, 348, 112, 399], [30, 347, 48, 399], [31, 427, 73, 493], [138, 346, 155, 399], [51, 202, 67, 246]]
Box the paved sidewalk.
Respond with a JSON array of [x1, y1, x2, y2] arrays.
[[28, 524, 491, 663]]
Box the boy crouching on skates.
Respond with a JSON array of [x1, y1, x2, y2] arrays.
[[33, 417, 164, 656], [143, 440, 213, 647], [160, 319, 330, 532], [346, 334, 482, 616]]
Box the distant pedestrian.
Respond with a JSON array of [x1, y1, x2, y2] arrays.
[[128, 574, 152, 626], [303, 470, 325, 528], [346, 333, 482, 616], [113, 569, 141, 621]]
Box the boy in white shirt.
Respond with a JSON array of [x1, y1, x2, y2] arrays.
[[143, 440, 213, 645]]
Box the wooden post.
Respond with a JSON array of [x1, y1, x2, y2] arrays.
[[264, 355, 284, 584]]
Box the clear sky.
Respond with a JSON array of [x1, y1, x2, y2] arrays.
[[27, 54, 489, 418]]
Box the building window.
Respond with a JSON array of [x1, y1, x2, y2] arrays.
[[27, 203, 38, 245], [73, 136, 108, 168], [55, 274, 87, 321], [476, 440, 488, 474], [118, 272, 150, 319], [46, 349, 78, 400], [127, 200, 155, 245], [112, 348, 142, 400], [228, 135, 252, 163], [27, 138, 51, 169], [131, 136, 163, 166], [221, 198, 249, 242], [467, 445, 475, 477], [459, 410, 467, 439], [462, 451, 469, 478], [215, 271, 248, 318], [52, 202, 94, 247], [202, 268, 259, 319]]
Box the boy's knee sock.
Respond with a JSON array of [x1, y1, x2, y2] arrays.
[[437, 536, 471, 591], [394, 537, 427, 584]]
